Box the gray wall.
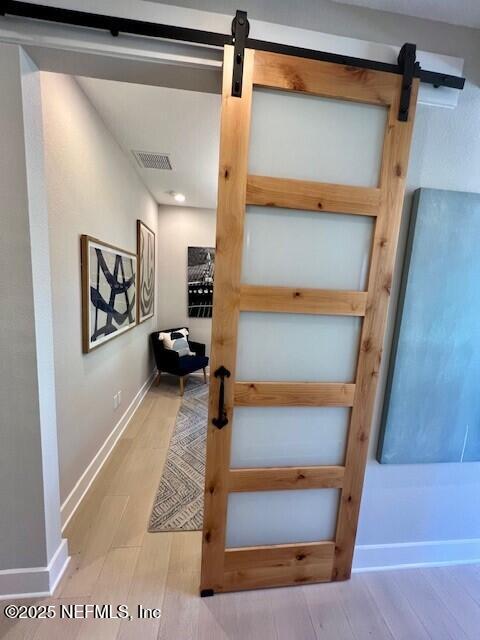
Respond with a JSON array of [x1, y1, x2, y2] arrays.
[[158, 0, 480, 553], [41, 72, 159, 504], [157, 205, 216, 356], [0, 45, 62, 570]]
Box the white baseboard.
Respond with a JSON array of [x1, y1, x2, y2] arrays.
[[353, 537, 480, 572], [0, 538, 70, 600], [60, 370, 156, 531]]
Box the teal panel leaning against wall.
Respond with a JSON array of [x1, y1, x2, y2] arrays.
[[378, 188, 480, 463]]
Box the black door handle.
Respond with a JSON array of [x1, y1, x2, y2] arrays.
[[212, 366, 231, 429]]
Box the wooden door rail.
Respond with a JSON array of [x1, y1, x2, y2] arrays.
[[247, 175, 381, 216], [222, 541, 335, 591], [229, 465, 345, 492], [234, 382, 356, 406], [240, 285, 367, 316]]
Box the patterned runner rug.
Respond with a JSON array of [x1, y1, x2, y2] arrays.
[[149, 376, 208, 532]]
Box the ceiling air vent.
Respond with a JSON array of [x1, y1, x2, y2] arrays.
[[132, 150, 172, 170]]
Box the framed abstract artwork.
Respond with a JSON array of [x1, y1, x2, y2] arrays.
[[81, 235, 137, 353], [137, 220, 156, 323], [187, 246, 215, 318]]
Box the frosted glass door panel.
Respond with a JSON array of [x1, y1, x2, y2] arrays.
[[236, 312, 361, 381], [249, 89, 387, 187], [242, 207, 373, 290], [226, 489, 340, 548], [230, 407, 349, 468]]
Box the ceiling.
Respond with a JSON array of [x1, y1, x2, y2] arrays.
[[76, 76, 221, 209], [331, 0, 480, 29], [151, 0, 480, 28]]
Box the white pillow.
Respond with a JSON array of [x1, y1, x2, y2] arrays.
[[159, 329, 194, 357], [159, 327, 187, 346]]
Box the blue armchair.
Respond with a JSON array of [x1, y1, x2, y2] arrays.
[[150, 328, 209, 395]]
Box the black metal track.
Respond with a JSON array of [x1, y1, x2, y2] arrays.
[[0, 0, 465, 91], [0, 0, 232, 46], [248, 38, 464, 90]]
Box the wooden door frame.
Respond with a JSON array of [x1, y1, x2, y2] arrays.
[[201, 44, 419, 594]]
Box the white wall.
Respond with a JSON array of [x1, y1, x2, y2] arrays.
[[41, 72, 158, 506], [157, 205, 216, 356], [0, 44, 66, 596]]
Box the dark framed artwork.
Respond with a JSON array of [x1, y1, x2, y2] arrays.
[[137, 220, 155, 324], [81, 235, 137, 353], [187, 246, 215, 318]]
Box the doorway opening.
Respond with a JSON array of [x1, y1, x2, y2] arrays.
[[36, 64, 221, 597]]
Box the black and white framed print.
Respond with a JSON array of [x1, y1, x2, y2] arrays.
[[137, 220, 155, 324], [187, 246, 215, 318], [81, 235, 137, 353]]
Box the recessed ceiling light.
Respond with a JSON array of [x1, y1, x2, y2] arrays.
[[166, 190, 185, 203]]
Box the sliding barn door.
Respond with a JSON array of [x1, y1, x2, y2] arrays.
[[201, 45, 418, 594]]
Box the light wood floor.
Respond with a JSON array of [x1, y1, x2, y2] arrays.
[[2, 376, 480, 640]]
